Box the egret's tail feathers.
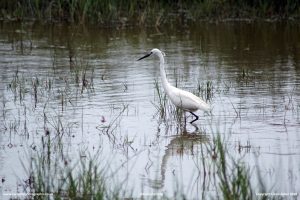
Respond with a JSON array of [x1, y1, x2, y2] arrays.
[[199, 102, 211, 112]]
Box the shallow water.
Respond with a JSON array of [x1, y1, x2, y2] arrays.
[[0, 21, 300, 199]]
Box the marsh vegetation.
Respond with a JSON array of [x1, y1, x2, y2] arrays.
[[0, 21, 300, 199], [1, 0, 300, 26]]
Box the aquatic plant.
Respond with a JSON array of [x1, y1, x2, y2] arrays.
[[152, 79, 168, 119], [212, 134, 253, 200], [196, 80, 214, 102], [152, 78, 188, 127], [8, 69, 29, 103], [1, 0, 299, 26], [26, 131, 128, 200], [236, 68, 255, 84]]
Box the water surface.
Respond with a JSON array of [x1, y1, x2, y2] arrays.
[[0, 21, 300, 198]]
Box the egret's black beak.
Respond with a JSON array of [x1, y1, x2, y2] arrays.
[[137, 52, 152, 61]]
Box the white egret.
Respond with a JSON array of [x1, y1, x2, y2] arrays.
[[138, 48, 210, 123]]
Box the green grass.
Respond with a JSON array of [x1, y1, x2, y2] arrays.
[[152, 79, 168, 119], [27, 132, 127, 199], [152, 79, 188, 126], [213, 134, 254, 200], [25, 129, 272, 199], [1, 0, 299, 26], [4, 63, 281, 199], [4, 49, 287, 199], [13, 70, 275, 199]]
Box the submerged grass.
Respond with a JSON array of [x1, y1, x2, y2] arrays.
[[1, 0, 299, 26]]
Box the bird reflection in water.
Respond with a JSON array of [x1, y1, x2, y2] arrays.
[[144, 124, 209, 191]]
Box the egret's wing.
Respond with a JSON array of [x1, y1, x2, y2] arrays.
[[179, 89, 210, 111], [168, 86, 210, 112]]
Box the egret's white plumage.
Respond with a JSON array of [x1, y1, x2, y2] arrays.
[[138, 48, 210, 123]]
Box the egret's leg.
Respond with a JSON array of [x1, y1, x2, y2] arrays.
[[189, 112, 199, 123]]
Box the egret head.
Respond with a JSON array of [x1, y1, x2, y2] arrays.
[[137, 48, 165, 61]]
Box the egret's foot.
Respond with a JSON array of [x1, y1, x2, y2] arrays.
[[189, 112, 199, 124]]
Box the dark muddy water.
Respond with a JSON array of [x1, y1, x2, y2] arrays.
[[0, 21, 300, 199]]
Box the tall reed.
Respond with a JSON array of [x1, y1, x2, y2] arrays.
[[1, 0, 299, 26]]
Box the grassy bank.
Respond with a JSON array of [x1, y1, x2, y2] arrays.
[[1, 0, 299, 26]]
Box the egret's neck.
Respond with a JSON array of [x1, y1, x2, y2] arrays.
[[158, 53, 171, 93]]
